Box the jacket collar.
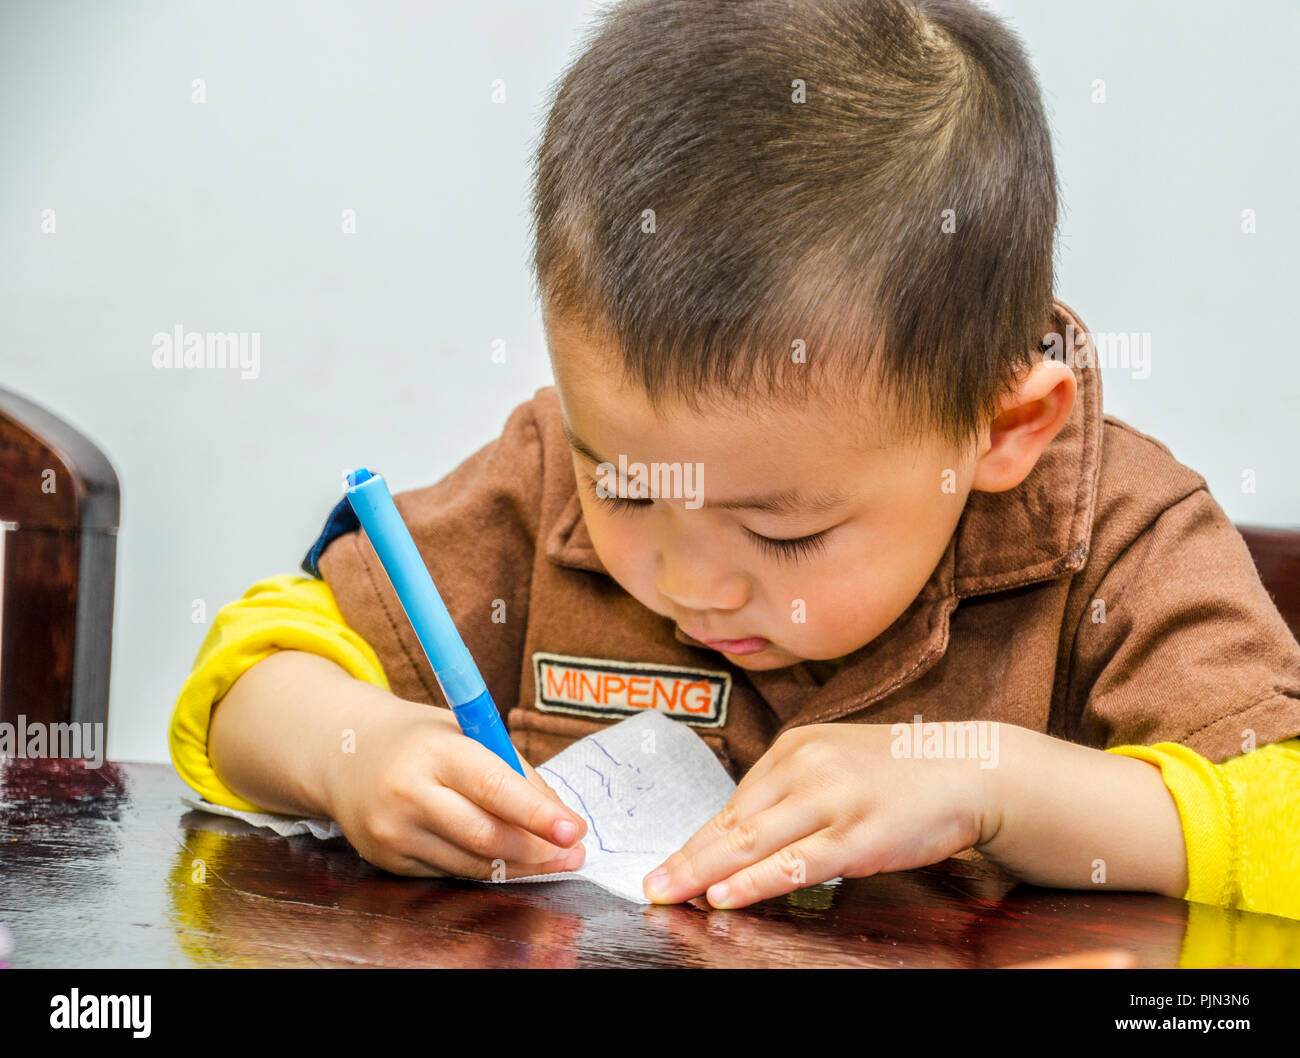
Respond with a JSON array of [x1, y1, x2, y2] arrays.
[[546, 298, 1105, 728], [949, 297, 1101, 597]]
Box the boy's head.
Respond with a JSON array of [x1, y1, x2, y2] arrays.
[[530, 0, 1075, 670]]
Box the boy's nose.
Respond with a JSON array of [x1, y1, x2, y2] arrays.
[[656, 568, 749, 615]]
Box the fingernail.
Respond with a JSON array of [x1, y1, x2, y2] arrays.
[[645, 866, 670, 895], [553, 820, 578, 845], [562, 844, 584, 868], [708, 882, 730, 906]]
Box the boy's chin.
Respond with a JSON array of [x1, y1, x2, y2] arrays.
[[719, 642, 857, 672], [717, 645, 803, 671]]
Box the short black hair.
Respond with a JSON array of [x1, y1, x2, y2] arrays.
[[529, 0, 1059, 452]]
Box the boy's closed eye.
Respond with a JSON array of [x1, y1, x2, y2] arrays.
[[578, 471, 837, 564]]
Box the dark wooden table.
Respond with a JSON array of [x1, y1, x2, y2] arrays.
[[2, 757, 1298, 969]]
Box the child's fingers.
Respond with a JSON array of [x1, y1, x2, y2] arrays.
[[414, 783, 580, 864], [385, 821, 587, 881], [519, 756, 575, 810], [438, 745, 587, 848], [518, 756, 554, 791]]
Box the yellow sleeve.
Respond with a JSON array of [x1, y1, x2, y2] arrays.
[[1106, 738, 1300, 923], [168, 573, 391, 812]]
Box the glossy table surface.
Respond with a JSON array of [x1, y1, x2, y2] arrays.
[[2, 757, 1298, 968]]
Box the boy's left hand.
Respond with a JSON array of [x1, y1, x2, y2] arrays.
[[641, 722, 996, 908]]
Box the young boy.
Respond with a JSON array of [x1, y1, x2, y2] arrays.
[[171, 0, 1300, 919]]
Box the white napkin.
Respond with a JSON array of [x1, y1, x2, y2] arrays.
[[178, 796, 344, 840], [180, 709, 736, 904]]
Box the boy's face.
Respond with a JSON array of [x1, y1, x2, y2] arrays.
[[546, 310, 1065, 672]]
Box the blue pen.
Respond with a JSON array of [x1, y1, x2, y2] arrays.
[[344, 467, 526, 777]]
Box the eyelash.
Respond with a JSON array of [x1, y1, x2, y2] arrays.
[[743, 528, 831, 564], [580, 475, 832, 564]]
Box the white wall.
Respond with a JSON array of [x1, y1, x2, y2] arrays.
[[0, 0, 1294, 763]]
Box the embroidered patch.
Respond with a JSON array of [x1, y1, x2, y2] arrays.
[[532, 652, 730, 728]]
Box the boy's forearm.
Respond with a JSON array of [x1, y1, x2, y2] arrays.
[[976, 724, 1189, 898], [207, 649, 404, 818]]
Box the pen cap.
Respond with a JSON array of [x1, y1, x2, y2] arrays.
[[344, 469, 487, 707]]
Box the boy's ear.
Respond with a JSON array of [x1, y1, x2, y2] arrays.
[[969, 360, 1077, 494]]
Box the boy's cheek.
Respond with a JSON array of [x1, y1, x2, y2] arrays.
[[574, 501, 620, 561], [782, 577, 904, 655], [585, 514, 635, 572], [584, 516, 664, 609]]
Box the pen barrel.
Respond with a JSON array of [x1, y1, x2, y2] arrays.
[[452, 689, 526, 778], [345, 474, 486, 706]]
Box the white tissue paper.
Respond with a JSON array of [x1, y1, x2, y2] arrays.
[[180, 709, 737, 904], [178, 796, 344, 840]]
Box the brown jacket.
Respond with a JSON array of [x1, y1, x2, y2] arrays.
[[307, 299, 1300, 778]]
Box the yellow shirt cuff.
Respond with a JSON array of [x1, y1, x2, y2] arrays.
[[1108, 737, 1300, 925], [168, 573, 389, 812]]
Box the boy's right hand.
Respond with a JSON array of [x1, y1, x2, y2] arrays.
[[323, 695, 588, 879]]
